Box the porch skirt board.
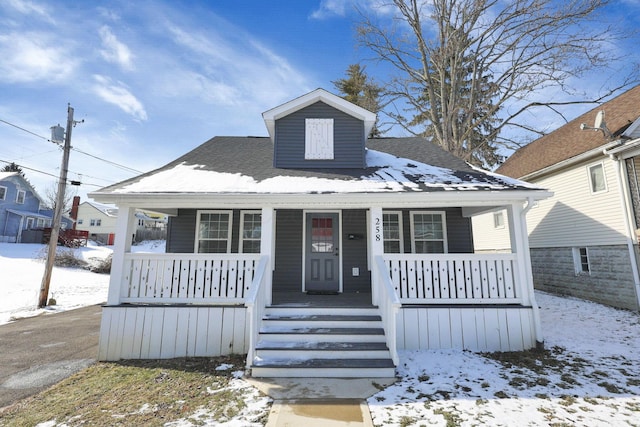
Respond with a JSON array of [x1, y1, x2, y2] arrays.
[[396, 306, 536, 352], [98, 305, 249, 361]]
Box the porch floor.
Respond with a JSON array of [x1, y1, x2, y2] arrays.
[[271, 291, 374, 307]]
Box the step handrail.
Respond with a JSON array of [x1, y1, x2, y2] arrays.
[[244, 255, 270, 369], [374, 255, 401, 365]]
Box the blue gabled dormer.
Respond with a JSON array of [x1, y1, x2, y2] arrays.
[[262, 88, 377, 169]]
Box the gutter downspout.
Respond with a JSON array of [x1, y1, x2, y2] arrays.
[[603, 147, 640, 310], [520, 197, 544, 349]]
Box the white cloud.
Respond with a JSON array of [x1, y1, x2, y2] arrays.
[[0, 32, 77, 83], [98, 25, 134, 70], [92, 75, 147, 121], [309, 0, 349, 19], [4, 0, 52, 22]]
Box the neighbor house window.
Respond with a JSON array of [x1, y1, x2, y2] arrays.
[[240, 211, 261, 253], [410, 211, 447, 253], [0, 186, 6, 200], [90, 219, 102, 227], [588, 163, 606, 193], [196, 210, 232, 253], [77, 219, 83, 225], [494, 212, 505, 229], [37, 218, 45, 228], [16, 190, 25, 204], [573, 247, 590, 274], [305, 118, 334, 160], [383, 211, 403, 253], [26, 218, 34, 229]]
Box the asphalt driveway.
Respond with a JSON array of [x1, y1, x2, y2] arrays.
[[0, 304, 102, 410]]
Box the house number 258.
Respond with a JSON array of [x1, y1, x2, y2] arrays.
[[374, 217, 381, 241]]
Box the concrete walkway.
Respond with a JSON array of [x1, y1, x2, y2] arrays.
[[249, 377, 396, 426], [0, 304, 102, 410]]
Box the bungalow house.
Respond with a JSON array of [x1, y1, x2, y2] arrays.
[[0, 172, 72, 243], [91, 89, 550, 378], [491, 85, 640, 311]]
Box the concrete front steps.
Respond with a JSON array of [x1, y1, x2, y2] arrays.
[[250, 306, 396, 378]]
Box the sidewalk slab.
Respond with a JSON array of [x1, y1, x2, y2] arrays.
[[266, 399, 373, 427]]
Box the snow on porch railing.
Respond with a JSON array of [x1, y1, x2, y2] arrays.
[[383, 253, 522, 304], [119, 253, 261, 304]]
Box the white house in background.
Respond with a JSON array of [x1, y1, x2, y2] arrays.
[[75, 200, 118, 245], [90, 88, 550, 378], [484, 85, 640, 312]]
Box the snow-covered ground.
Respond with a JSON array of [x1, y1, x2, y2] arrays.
[[0, 240, 163, 325], [2, 241, 639, 425]]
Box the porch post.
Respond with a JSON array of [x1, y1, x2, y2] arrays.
[[369, 206, 384, 305], [507, 201, 544, 348], [106, 205, 135, 305], [260, 207, 274, 306]]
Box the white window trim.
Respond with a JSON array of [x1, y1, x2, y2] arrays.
[[572, 247, 591, 275], [493, 212, 505, 229], [16, 189, 25, 204], [409, 210, 448, 253], [383, 210, 404, 253], [587, 162, 607, 194], [305, 118, 334, 160], [194, 210, 233, 253], [0, 185, 6, 200], [239, 210, 261, 254]]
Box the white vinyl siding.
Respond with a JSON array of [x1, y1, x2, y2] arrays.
[[305, 118, 334, 160], [471, 209, 512, 253], [526, 157, 628, 248]]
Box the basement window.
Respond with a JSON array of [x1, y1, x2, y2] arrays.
[[573, 247, 590, 275]]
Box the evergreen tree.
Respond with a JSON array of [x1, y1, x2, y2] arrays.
[[333, 64, 384, 138]]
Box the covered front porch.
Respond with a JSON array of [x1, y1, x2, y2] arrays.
[[98, 197, 543, 377]]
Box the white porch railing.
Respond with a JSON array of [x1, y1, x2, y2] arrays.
[[383, 253, 522, 304], [120, 253, 261, 304]]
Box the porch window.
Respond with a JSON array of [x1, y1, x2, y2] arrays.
[[0, 186, 6, 200], [588, 162, 607, 193], [240, 211, 261, 253], [305, 118, 334, 160], [196, 210, 232, 253], [16, 190, 25, 204], [410, 211, 447, 253], [383, 211, 403, 253], [573, 247, 590, 274]]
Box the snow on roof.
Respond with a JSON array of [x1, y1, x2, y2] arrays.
[[0, 172, 19, 180], [113, 149, 540, 194]]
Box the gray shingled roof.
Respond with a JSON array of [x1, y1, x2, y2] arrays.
[[95, 136, 537, 194]]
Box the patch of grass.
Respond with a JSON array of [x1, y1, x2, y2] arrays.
[[598, 381, 624, 394], [558, 395, 577, 407], [399, 415, 419, 427], [433, 408, 462, 427], [627, 378, 640, 387], [0, 355, 260, 426], [493, 390, 509, 399]]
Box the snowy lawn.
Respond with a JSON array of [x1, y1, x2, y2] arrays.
[[0, 240, 164, 325], [368, 292, 640, 426]]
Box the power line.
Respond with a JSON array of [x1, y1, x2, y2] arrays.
[[0, 159, 104, 188], [0, 116, 144, 175]]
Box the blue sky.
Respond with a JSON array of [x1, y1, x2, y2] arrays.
[[1, 0, 639, 201]]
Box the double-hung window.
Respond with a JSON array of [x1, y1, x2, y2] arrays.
[[196, 210, 232, 253], [240, 211, 261, 253], [383, 211, 403, 253], [410, 211, 447, 253], [0, 186, 6, 200], [16, 190, 25, 204]]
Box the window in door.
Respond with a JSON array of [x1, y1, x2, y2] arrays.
[[410, 211, 447, 253], [311, 216, 334, 252], [383, 211, 403, 253], [240, 211, 261, 253], [196, 211, 232, 253]]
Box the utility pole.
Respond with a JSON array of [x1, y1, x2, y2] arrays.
[[38, 104, 78, 308]]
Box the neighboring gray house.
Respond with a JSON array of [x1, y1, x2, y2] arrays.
[[496, 85, 640, 311], [0, 172, 72, 243], [91, 89, 550, 378]]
